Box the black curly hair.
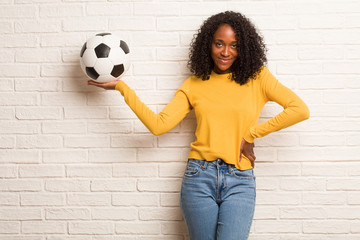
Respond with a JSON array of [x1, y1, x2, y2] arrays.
[[188, 11, 267, 85]]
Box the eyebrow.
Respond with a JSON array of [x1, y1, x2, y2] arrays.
[[214, 39, 237, 43]]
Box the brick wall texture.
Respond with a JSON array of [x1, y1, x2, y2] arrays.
[[1, 0, 360, 239]]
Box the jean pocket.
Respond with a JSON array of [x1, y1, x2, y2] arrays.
[[184, 159, 203, 177], [232, 168, 255, 180]]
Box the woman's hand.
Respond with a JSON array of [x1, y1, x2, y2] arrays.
[[239, 138, 256, 168], [87, 79, 120, 90]]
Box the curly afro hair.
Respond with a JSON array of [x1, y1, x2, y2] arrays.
[[188, 11, 267, 85]]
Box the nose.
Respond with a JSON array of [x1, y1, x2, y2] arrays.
[[221, 46, 230, 57]]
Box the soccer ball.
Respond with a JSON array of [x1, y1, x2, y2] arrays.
[[80, 33, 130, 83]]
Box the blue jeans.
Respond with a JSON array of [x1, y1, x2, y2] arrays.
[[180, 158, 256, 240]]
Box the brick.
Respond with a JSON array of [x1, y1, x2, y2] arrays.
[[64, 107, 108, 119], [254, 16, 297, 30], [300, 134, 345, 146], [15, 79, 60, 92], [0, 49, 14, 63], [161, 221, 187, 235], [255, 220, 301, 233], [326, 207, 360, 219], [87, 91, 124, 106], [86, 3, 131, 16], [46, 208, 90, 220], [275, 30, 322, 45], [254, 163, 301, 176], [298, 47, 343, 60], [137, 148, 190, 162], [112, 193, 158, 206], [277, 63, 322, 75], [22, 221, 66, 234], [0, 165, 16, 178], [0, 136, 15, 149], [0, 150, 40, 164], [349, 192, 360, 204], [0, 79, 13, 92], [160, 193, 179, 207], [0, 65, 39, 77], [15, 20, 60, 33], [42, 121, 86, 134], [45, 179, 90, 192], [275, 2, 321, 15], [159, 163, 186, 178], [92, 207, 137, 220], [132, 32, 179, 47], [303, 221, 350, 234], [19, 164, 64, 178], [254, 206, 279, 220], [66, 165, 112, 178], [0, 193, 19, 206], [255, 133, 298, 147], [89, 149, 136, 163], [41, 33, 86, 47], [111, 135, 155, 148], [115, 222, 160, 235], [256, 177, 279, 191], [324, 90, 360, 104], [267, 46, 297, 61], [0, 208, 41, 220], [0, 221, 20, 234], [256, 192, 301, 205], [135, 2, 179, 16], [0, 22, 13, 34], [0, 93, 37, 106], [299, 76, 345, 89], [299, 15, 344, 29], [21, 193, 65, 206], [110, 17, 155, 31], [91, 179, 136, 192], [41, 93, 86, 106], [137, 179, 182, 192], [308, 104, 345, 117], [113, 163, 158, 177], [67, 193, 111, 206], [63, 17, 107, 32], [280, 178, 326, 191], [0, 5, 37, 18], [0, 121, 40, 134], [15, 49, 61, 63], [88, 121, 132, 134], [133, 62, 180, 76], [181, 3, 229, 16], [16, 107, 61, 120], [303, 192, 346, 205], [327, 179, 360, 190], [43, 150, 87, 163], [139, 207, 182, 221], [16, 135, 63, 149], [65, 136, 109, 148], [0, 34, 38, 47], [157, 17, 204, 31], [131, 47, 156, 62], [41, 65, 83, 77], [302, 163, 348, 176], [69, 221, 114, 234], [280, 207, 326, 219], [156, 47, 189, 61], [40, 4, 83, 17]]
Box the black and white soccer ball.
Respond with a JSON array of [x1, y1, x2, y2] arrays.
[[80, 33, 130, 83]]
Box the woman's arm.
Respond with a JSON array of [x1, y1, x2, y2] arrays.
[[88, 79, 192, 136], [243, 67, 310, 143]]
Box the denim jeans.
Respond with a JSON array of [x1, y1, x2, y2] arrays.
[[180, 158, 256, 240]]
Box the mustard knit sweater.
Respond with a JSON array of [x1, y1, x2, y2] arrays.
[[115, 66, 310, 170]]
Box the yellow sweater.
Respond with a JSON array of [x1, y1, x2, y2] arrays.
[[115, 66, 310, 170]]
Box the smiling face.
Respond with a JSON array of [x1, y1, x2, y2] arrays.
[[211, 24, 238, 74]]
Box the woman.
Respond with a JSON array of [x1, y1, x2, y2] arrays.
[[89, 11, 310, 240]]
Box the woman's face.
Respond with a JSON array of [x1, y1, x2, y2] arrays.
[[211, 24, 238, 74]]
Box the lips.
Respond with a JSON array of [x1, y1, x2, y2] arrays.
[[219, 58, 232, 64]]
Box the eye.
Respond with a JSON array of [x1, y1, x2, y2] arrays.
[[215, 42, 222, 47], [231, 44, 238, 48]]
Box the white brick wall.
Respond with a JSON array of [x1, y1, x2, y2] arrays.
[[0, 0, 359, 239]]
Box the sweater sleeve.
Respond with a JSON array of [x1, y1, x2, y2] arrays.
[[243, 67, 310, 143], [115, 80, 193, 136]]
